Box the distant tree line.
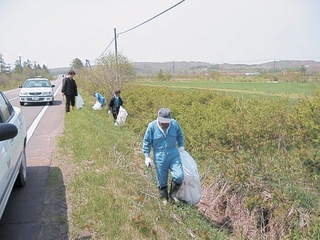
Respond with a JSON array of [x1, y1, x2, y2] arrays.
[[0, 53, 52, 89]]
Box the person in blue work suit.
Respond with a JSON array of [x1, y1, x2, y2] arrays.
[[142, 108, 185, 205], [93, 92, 106, 107]]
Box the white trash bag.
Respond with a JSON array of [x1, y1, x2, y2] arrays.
[[76, 93, 84, 109], [116, 106, 128, 125], [176, 150, 202, 205], [92, 101, 102, 110]]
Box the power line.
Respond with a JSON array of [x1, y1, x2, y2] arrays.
[[95, 0, 186, 61], [96, 38, 115, 61], [118, 0, 185, 36]]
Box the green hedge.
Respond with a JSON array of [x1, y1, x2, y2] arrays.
[[76, 78, 320, 238]]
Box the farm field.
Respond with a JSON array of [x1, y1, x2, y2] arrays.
[[135, 81, 318, 98]]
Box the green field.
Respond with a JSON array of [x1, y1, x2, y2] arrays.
[[135, 81, 319, 98]]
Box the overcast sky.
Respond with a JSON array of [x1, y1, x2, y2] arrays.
[[1, 0, 319, 68]]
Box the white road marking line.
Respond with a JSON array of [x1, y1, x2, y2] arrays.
[[26, 84, 62, 143]]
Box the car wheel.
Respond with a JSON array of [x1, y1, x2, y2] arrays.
[[50, 101, 53, 105], [14, 146, 27, 187], [20, 102, 24, 106]]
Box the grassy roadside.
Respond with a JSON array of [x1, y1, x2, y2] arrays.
[[47, 91, 228, 239]]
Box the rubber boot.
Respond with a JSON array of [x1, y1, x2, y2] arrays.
[[159, 186, 169, 205], [169, 180, 181, 203]]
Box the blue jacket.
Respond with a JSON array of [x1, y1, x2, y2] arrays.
[[142, 119, 184, 158], [142, 119, 185, 187], [95, 93, 105, 106]]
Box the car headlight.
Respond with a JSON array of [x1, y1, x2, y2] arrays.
[[43, 91, 53, 95], [20, 92, 29, 96]]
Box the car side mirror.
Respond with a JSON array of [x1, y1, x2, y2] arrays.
[[18, 85, 22, 88], [51, 85, 55, 88], [0, 123, 18, 141]]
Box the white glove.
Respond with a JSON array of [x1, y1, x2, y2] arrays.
[[145, 157, 152, 167], [179, 147, 185, 153], [108, 110, 111, 114]]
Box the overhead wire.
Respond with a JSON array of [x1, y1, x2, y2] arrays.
[[117, 0, 185, 36], [88, 0, 186, 90], [93, 0, 186, 63], [95, 38, 115, 61]]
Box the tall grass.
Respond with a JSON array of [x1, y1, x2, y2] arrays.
[[58, 92, 228, 239], [58, 75, 320, 239]]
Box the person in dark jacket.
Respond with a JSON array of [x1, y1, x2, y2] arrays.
[[108, 90, 123, 124], [61, 70, 78, 112]]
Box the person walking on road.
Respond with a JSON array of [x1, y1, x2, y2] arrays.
[[142, 108, 185, 205], [61, 70, 78, 113], [108, 90, 123, 125]]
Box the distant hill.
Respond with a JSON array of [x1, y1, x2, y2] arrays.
[[133, 60, 320, 75], [49, 67, 70, 76], [49, 60, 320, 76]]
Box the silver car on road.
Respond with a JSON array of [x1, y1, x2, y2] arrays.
[[0, 91, 27, 219]]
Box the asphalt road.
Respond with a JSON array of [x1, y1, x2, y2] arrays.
[[0, 76, 66, 240]]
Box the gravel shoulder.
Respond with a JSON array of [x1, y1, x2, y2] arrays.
[[38, 117, 74, 240]]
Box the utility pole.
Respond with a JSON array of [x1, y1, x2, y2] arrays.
[[273, 59, 275, 76], [85, 59, 88, 81], [114, 28, 119, 90], [19, 56, 22, 81], [109, 1, 185, 89], [172, 61, 175, 80], [34, 61, 37, 76]]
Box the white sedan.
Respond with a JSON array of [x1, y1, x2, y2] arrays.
[[0, 91, 27, 219], [19, 77, 55, 106]]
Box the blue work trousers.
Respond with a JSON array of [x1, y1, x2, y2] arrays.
[[153, 148, 184, 188]]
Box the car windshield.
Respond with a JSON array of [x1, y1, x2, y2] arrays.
[[24, 80, 50, 88]]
